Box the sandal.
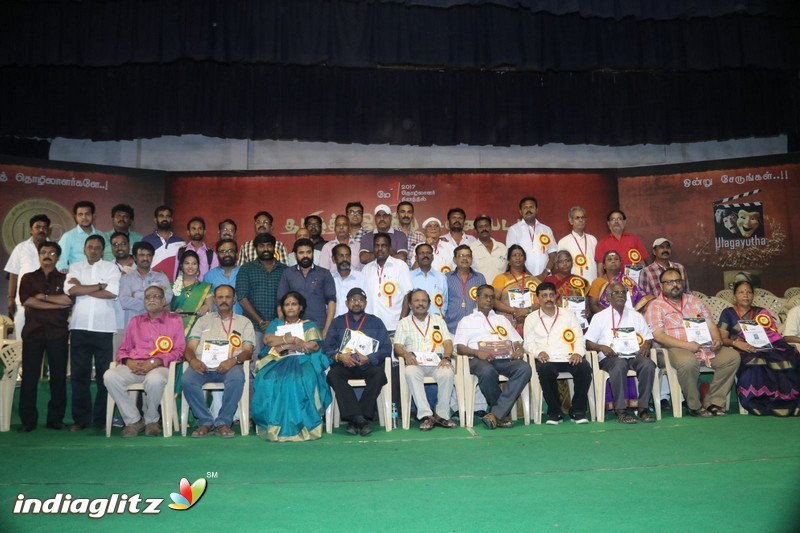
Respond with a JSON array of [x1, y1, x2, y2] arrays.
[[638, 411, 656, 423], [433, 415, 456, 428], [498, 415, 514, 428], [481, 413, 498, 430], [215, 424, 236, 438], [191, 425, 214, 438], [419, 416, 435, 431], [616, 411, 638, 424], [687, 407, 712, 418], [706, 404, 727, 417]]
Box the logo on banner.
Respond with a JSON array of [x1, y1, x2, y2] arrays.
[[713, 189, 766, 249]]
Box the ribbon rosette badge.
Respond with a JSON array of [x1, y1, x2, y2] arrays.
[[636, 332, 645, 346], [433, 293, 444, 309], [431, 329, 444, 351], [755, 313, 773, 330], [228, 334, 242, 348], [382, 281, 397, 306], [469, 286, 479, 301], [569, 277, 586, 293], [168, 477, 207, 511], [562, 328, 576, 352], [525, 280, 538, 292], [495, 325, 508, 338], [622, 276, 634, 289], [538, 234, 551, 253], [440, 265, 452, 274], [574, 254, 587, 274], [627, 249, 642, 264], [150, 335, 174, 356]]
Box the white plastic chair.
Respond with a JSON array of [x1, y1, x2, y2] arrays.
[[529, 356, 596, 424], [105, 360, 179, 437], [0, 341, 23, 432], [398, 357, 464, 430], [587, 349, 661, 422], [457, 353, 531, 427], [180, 360, 250, 436], [325, 358, 393, 433], [0, 315, 14, 340]]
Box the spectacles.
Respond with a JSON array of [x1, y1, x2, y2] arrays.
[[572, 215, 586, 220], [347, 296, 366, 302], [347, 210, 363, 215], [218, 249, 236, 255], [455, 254, 472, 259], [608, 217, 624, 222], [305, 222, 321, 227], [111, 242, 128, 248], [609, 290, 627, 296], [39, 250, 58, 256], [661, 279, 683, 286]]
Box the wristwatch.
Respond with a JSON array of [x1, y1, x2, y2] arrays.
[[149, 358, 157, 366], [234, 354, 243, 365]]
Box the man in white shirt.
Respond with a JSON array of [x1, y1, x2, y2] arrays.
[[469, 214, 508, 285], [455, 284, 530, 429], [524, 281, 591, 425], [5, 214, 51, 337], [331, 243, 365, 317], [362, 233, 413, 333], [505, 196, 557, 280], [64, 234, 121, 431], [556, 206, 598, 283], [585, 282, 656, 423], [441, 208, 476, 247]]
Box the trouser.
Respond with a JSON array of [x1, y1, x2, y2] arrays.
[[660, 347, 740, 410], [470, 358, 532, 420], [326, 363, 387, 422], [404, 364, 455, 419], [535, 360, 592, 418], [70, 330, 113, 426], [18, 336, 69, 426], [182, 365, 245, 427], [599, 355, 656, 411], [104, 364, 168, 425]]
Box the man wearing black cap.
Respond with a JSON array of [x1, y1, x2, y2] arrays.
[[323, 288, 392, 436]]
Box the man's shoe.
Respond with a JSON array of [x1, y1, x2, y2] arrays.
[[638, 411, 656, 423], [359, 421, 373, 436], [144, 422, 162, 437], [121, 419, 145, 437], [498, 415, 514, 429], [660, 399, 671, 411], [111, 417, 124, 428], [69, 422, 88, 432], [571, 413, 589, 424], [687, 407, 712, 418], [481, 413, 498, 430], [346, 422, 359, 435], [545, 414, 563, 425], [615, 411, 637, 424], [46, 422, 66, 430], [17, 424, 36, 433]]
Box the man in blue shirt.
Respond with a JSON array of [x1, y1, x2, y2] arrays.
[[203, 239, 243, 314], [409, 243, 448, 317], [444, 245, 486, 333], [57, 201, 103, 271], [277, 238, 336, 337]]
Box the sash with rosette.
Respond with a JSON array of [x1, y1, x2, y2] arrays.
[[538, 233, 552, 254], [382, 281, 398, 307], [150, 335, 174, 357]]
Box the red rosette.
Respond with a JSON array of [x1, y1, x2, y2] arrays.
[[433, 293, 444, 308], [469, 286, 479, 301], [150, 335, 174, 356], [627, 249, 642, 264]]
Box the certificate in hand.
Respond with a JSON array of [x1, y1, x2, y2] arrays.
[[414, 351, 441, 366], [275, 323, 306, 356], [610, 327, 639, 358], [624, 265, 643, 284], [563, 296, 588, 329], [508, 289, 532, 309], [201, 340, 229, 370], [683, 317, 713, 347], [477, 340, 513, 359], [738, 320, 773, 350], [339, 329, 379, 358]]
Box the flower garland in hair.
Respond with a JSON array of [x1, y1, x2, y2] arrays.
[[172, 272, 184, 297]]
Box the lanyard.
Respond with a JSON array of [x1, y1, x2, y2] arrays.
[[734, 306, 754, 321], [412, 315, 431, 339], [662, 295, 684, 316], [611, 307, 623, 335], [220, 313, 234, 336], [539, 308, 559, 341], [345, 314, 367, 332], [510, 269, 528, 291], [527, 221, 537, 246], [570, 232, 587, 258]]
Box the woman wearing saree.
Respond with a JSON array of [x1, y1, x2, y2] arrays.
[[718, 280, 800, 416], [171, 250, 213, 338], [252, 291, 332, 441], [492, 245, 539, 336], [587, 250, 651, 318]]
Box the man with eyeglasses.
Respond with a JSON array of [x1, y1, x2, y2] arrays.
[[204, 239, 244, 315], [304, 214, 328, 252], [237, 211, 289, 266], [505, 196, 557, 281], [556, 206, 598, 283], [17, 241, 73, 432], [118, 241, 173, 328], [444, 245, 486, 334], [104, 284, 185, 437], [345, 201, 368, 244], [594, 210, 648, 282], [455, 284, 530, 429], [644, 268, 739, 417], [585, 282, 656, 423]]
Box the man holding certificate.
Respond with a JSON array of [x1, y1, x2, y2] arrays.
[[394, 289, 457, 430], [524, 282, 592, 425], [644, 268, 739, 417], [585, 282, 656, 423], [323, 288, 392, 436], [454, 285, 531, 430], [104, 284, 185, 437], [182, 284, 255, 438]]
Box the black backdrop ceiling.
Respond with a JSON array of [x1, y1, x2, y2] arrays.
[[1, 0, 798, 146]]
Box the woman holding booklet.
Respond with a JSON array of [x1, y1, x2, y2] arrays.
[[718, 280, 800, 416], [251, 291, 332, 441]]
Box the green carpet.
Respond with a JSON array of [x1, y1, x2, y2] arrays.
[[1, 385, 799, 532]]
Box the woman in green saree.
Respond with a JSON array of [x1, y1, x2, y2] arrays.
[[171, 250, 213, 338]]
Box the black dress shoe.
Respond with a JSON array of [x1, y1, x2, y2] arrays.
[[46, 422, 66, 430], [17, 425, 36, 433], [69, 422, 88, 432]]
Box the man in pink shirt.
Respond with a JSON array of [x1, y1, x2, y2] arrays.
[[104, 284, 185, 437]]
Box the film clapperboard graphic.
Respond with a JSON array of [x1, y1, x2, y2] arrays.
[[713, 188, 765, 244]]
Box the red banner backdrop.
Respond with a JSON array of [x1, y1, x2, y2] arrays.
[[167, 170, 618, 248], [618, 156, 800, 295], [0, 157, 166, 314]]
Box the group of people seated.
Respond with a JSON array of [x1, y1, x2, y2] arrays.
[[7, 197, 800, 442]]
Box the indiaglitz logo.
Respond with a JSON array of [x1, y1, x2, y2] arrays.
[[12, 476, 207, 518], [168, 478, 207, 511]]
